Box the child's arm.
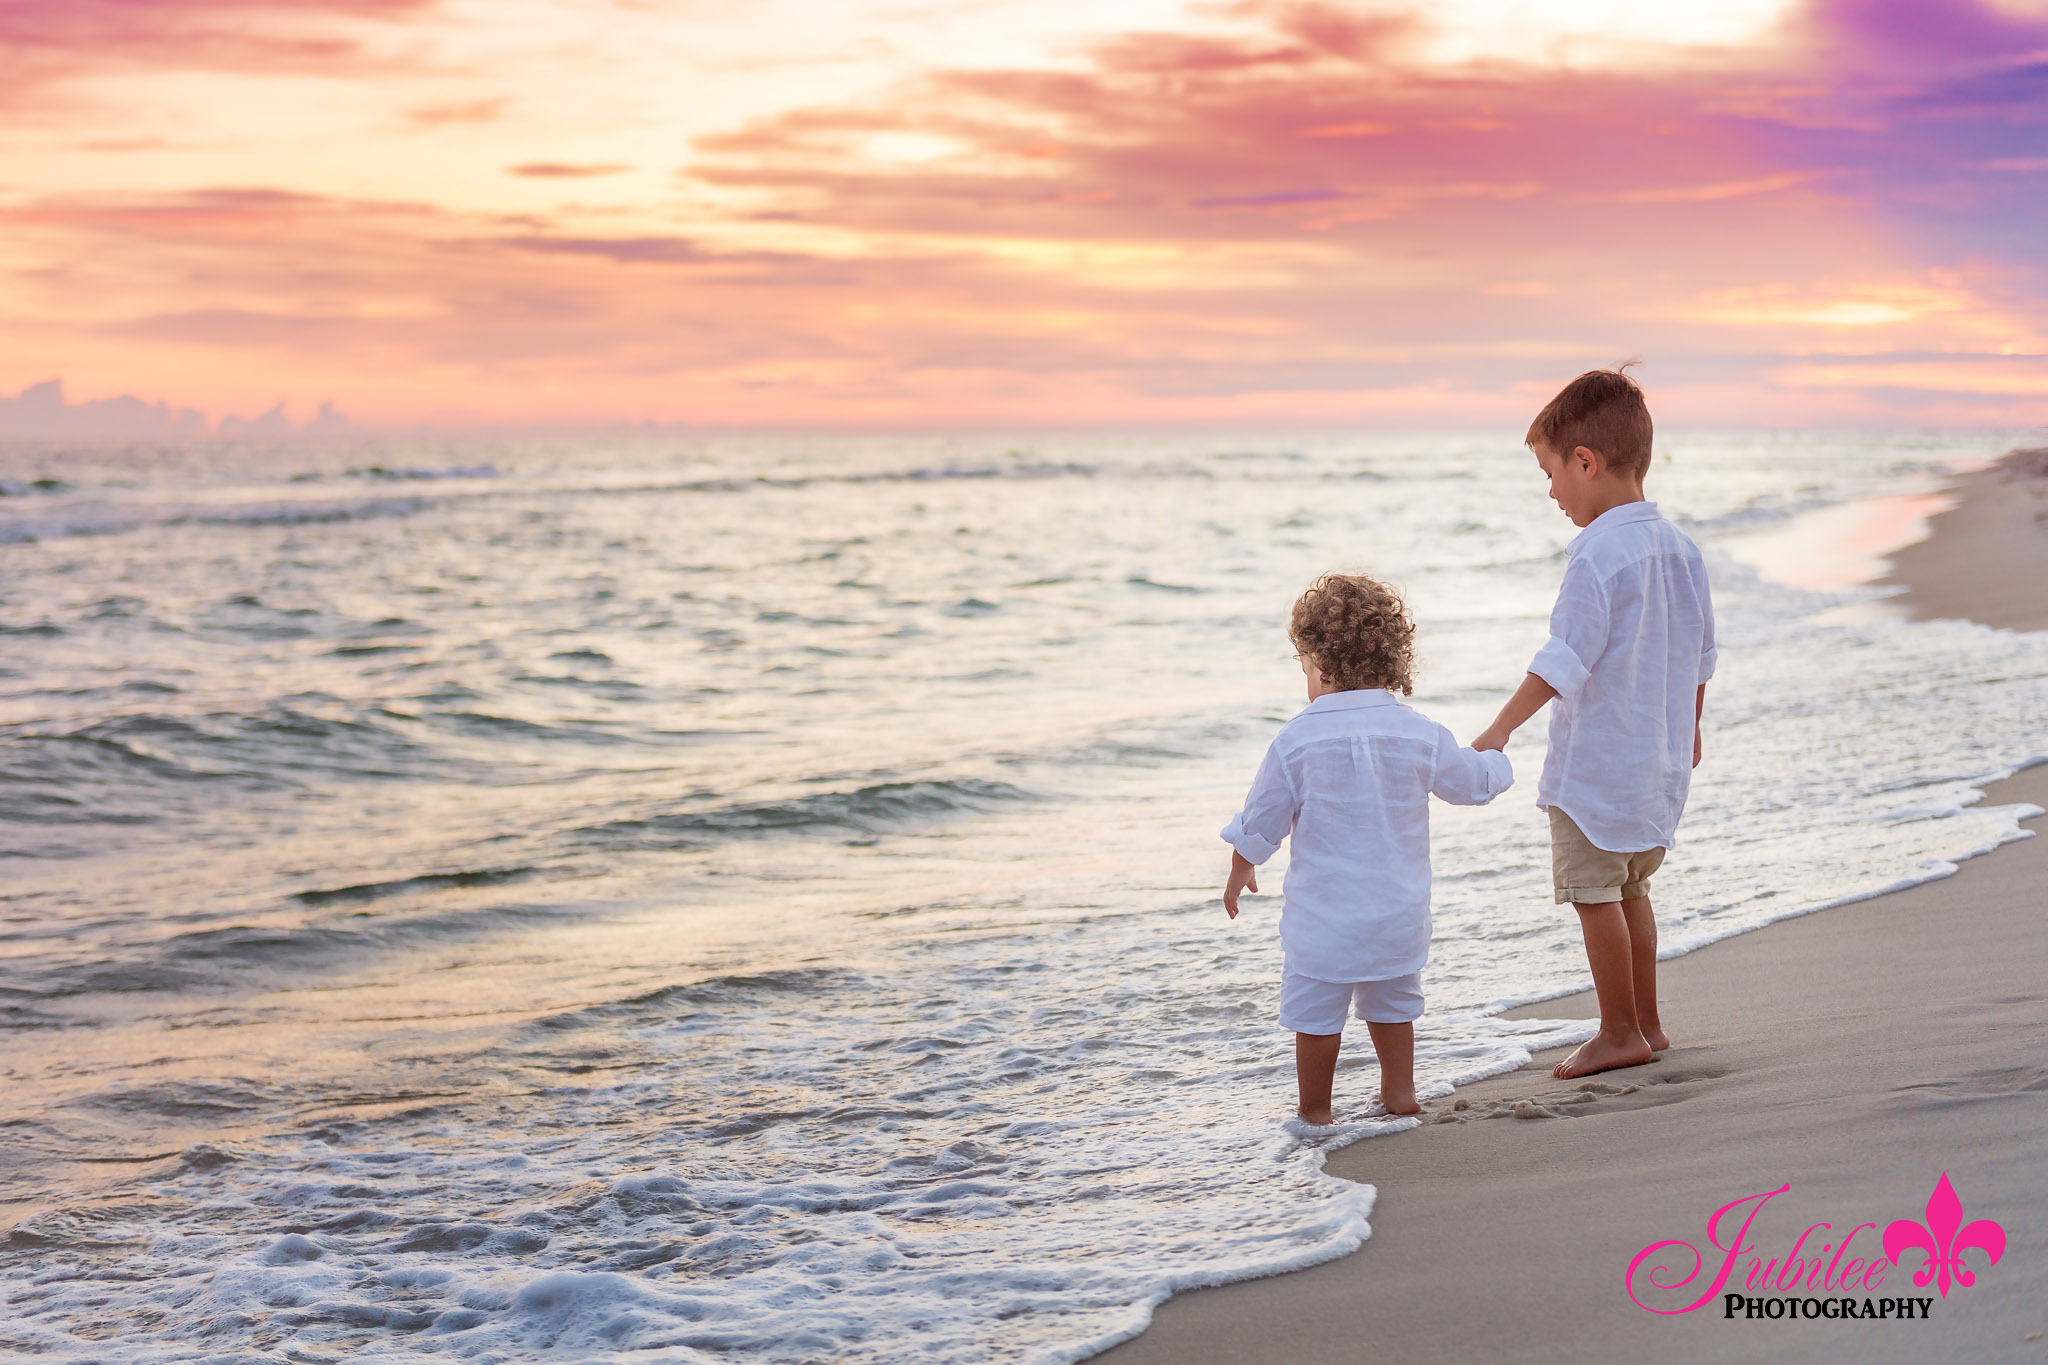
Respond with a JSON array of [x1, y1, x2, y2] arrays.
[[1219, 741, 1296, 919], [1430, 725, 1515, 804], [1694, 554, 1715, 769], [1224, 851, 1258, 920], [1694, 682, 1706, 768], [1472, 673, 1556, 753], [1475, 556, 1609, 751]]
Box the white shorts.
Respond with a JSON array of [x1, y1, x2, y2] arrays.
[[1279, 969, 1425, 1034]]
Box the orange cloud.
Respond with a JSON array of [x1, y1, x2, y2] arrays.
[[406, 98, 509, 129], [1614, 172, 1816, 203], [507, 162, 632, 178], [1, 0, 2045, 426], [1298, 121, 1392, 138]]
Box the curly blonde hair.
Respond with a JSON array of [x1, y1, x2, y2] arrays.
[[1289, 573, 1415, 695]]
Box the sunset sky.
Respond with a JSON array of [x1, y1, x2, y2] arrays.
[[3, 0, 2046, 427]]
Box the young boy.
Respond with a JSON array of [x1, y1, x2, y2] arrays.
[[1222, 574, 1512, 1127], [1472, 367, 1715, 1080]]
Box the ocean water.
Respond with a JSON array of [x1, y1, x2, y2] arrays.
[[2, 430, 2043, 1362]]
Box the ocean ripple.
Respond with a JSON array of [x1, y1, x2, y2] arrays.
[[566, 778, 1036, 852]]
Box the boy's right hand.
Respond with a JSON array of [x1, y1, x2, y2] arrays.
[[1223, 851, 1258, 919]]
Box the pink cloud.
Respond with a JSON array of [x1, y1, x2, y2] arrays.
[[671, 0, 2048, 409], [0, 0, 438, 107], [2, 0, 2044, 426], [0, 0, 435, 55]]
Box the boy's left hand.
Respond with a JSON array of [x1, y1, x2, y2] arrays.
[[1693, 726, 1702, 768], [1223, 851, 1258, 919]]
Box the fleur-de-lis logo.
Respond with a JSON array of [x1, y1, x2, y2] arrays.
[[1882, 1172, 2005, 1298]]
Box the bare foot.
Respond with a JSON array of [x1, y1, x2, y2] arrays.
[[1369, 1090, 1421, 1117], [1297, 1106, 1334, 1126], [1644, 1027, 1671, 1053], [1552, 1031, 1654, 1079]]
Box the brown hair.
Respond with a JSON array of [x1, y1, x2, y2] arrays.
[[1289, 573, 1415, 695], [1525, 364, 1654, 481]]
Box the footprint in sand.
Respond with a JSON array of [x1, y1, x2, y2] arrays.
[[1425, 1068, 1732, 1123]]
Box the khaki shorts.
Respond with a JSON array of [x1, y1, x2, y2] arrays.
[[1548, 807, 1666, 905]]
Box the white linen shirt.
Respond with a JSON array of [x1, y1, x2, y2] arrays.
[[1220, 690, 1513, 983], [1527, 501, 1716, 854]]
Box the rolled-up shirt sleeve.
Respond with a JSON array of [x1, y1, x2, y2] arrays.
[[1219, 739, 1296, 865], [1428, 726, 1514, 806], [1528, 555, 1609, 700]]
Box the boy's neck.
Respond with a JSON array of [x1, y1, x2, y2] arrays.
[[1579, 481, 1647, 526]]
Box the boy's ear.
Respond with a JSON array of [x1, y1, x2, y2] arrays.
[[1572, 444, 1602, 477]]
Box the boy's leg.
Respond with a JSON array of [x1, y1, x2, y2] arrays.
[[1620, 894, 1668, 1052], [1549, 809, 1657, 1079], [1363, 1020, 1418, 1115], [1295, 1032, 1342, 1125], [1553, 900, 1654, 1078]]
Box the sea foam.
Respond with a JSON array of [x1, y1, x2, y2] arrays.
[[1, 429, 2043, 1361]]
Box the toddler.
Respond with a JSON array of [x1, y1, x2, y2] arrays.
[[1222, 574, 1512, 1126]]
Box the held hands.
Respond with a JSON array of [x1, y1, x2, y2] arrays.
[[1471, 725, 1509, 754], [1223, 851, 1258, 919]]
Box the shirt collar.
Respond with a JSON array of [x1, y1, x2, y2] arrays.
[[1567, 500, 1660, 554], [1303, 688, 1399, 713]]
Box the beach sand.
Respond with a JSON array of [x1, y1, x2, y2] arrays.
[[1881, 446, 2048, 632], [1098, 455, 2048, 1364]]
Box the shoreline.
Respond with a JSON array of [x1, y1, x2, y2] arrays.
[[1097, 449, 2048, 1362], [1878, 445, 2048, 631]]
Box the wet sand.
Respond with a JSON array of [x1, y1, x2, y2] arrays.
[[1880, 446, 2048, 631], [1096, 453, 2048, 1364]]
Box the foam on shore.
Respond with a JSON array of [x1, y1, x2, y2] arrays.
[[3, 431, 2044, 1362]]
